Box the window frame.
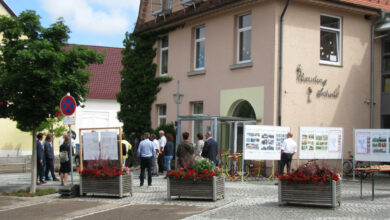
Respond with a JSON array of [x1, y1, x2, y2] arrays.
[[157, 104, 167, 126], [320, 14, 342, 66], [194, 25, 206, 71], [191, 101, 204, 143], [160, 36, 169, 76], [237, 13, 252, 64]]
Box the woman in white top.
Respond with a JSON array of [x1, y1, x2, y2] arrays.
[[195, 133, 204, 156]]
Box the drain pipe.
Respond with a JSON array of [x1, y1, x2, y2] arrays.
[[278, 0, 291, 126]]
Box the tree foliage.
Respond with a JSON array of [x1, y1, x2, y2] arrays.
[[117, 32, 172, 139], [0, 10, 104, 192], [0, 10, 104, 131]]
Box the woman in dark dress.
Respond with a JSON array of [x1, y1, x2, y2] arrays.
[[59, 136, 71, 186]]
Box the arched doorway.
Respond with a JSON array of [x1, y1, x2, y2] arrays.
[[228, 100, 257, 153], [232, 100, 256, 119]]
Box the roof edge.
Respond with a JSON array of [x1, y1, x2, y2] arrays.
[[0, 0, 16, 17]]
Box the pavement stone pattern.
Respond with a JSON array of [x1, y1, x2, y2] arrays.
[[1, 172, 390, 219]]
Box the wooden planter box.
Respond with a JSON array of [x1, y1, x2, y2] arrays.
[[278, 180, 341, 208], [167, 176, 225, 201], [80, 173, 133, 198]]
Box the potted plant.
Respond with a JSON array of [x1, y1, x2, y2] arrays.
[[167, 158, 224, 201], [79, 159, 132, 198], [277, 161, 341, 208]]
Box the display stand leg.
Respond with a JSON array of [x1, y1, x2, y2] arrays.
[[360, 173, 363, 199], [371, 173, 375, 201]]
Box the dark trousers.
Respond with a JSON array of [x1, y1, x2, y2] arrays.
[[279, 153, 293, 174], [140, 157, 152, 186], [37, 161, 44, 182], [158, 154, 164, 173], [45, 158, 56, 179]]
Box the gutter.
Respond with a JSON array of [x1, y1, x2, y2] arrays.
[[278, 0, 291, 126]]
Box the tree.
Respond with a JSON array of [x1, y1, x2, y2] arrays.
[[0, 10, 104, 193], [117, 32, 171, 140]]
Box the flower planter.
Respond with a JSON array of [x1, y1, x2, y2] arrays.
[[80, 173, 133, 198], [167, 176, 225, 201], [278, 180, 341, 208]]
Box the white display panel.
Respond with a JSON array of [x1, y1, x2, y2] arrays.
[[244, 125, 290, 160], [100, 131, 119, 160], [299, 127, 343, 159], [354, 129, 390, 162], [82, 132, 100, 160]]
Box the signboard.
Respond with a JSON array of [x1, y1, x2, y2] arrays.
[[299, 127, 343, 159], [60, 95, 76, 116], [79, 127, 122, 171], [63, 116, 75, 125], [354, 129, 390, 162], [243, 125, 290, 160]]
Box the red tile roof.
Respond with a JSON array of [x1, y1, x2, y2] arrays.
[[64, 45, 123, 100], [341, 0, 390, 11]]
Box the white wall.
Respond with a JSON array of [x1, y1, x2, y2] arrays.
[[75, 99, 122, 143]]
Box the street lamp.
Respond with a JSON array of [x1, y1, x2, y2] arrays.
[[173, 80, 183, 169]]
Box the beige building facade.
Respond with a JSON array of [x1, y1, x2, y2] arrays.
[[136, 0, 389, 164]]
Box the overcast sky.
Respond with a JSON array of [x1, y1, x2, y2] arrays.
[[6, 0, 140, 48]]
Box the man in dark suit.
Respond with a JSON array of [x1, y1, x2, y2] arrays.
[[36, 133, 45, 185], [44, 134, 59, 181], [201, 131, 218, 168]]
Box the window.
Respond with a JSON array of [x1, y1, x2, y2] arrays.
[[194, 26, 205, 70], [192, 102, 203, 143], [160, 36, 169, 75], [238, 13, 251, 63], [158, 104, 167, 126], [320, 15, 341, 65]]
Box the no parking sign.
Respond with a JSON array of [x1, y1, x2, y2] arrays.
[[60, 95, 76, 116]]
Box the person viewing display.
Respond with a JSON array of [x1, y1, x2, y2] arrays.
[[279, 132, 297, 174], [137, 132, 156, 186]]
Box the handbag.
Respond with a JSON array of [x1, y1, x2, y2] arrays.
[[59, 151, 69, 163]]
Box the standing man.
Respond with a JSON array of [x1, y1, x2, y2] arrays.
[[36, 133, 45, 185], [158, 130, 167, 174], [137, 132, 156, 186], [44, 134, 59, 181], [201, 131, 218, 168], [150, 134, 160, 176], [279, 132, 297, 174]]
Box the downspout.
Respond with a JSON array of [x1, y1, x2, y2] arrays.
[[278, 0, 291, 126]]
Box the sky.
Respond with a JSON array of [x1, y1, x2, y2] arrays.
[[5, 0, 140, 48]]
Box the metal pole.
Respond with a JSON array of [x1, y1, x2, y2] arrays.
[[69, 125, 74, 186], [175, 80, 181, 170]]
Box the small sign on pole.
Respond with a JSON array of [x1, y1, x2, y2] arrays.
[[63, 116, 75, 125]]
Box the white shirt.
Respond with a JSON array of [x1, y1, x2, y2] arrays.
[[281, 138, 297, 154], [159, 135, 167, 150]]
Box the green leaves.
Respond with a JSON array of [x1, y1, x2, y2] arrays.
[[0, 10, 104, 132], [117, 32, 172, 138]]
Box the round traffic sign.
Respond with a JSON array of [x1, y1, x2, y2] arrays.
[[60, 95, 76, 116]]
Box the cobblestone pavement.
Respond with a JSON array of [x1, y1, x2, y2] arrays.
[[1, 172, 390, 219]]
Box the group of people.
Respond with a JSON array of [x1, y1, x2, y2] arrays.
[[136, 130, 174, 186], [36, 132, 73, 186], [137, 130, 219, 186]]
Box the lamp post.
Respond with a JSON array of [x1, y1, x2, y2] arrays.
[[173, 80, 183, 169]]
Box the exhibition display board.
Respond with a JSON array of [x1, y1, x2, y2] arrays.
[[354, 129, 390, 162], [79, 127, 123, 170], [299, 127, 343, 159], [243, 125, 290, 160]]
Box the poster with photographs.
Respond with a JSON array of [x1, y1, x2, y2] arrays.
[[244, 125, 290, 160], [299, 127, 343, 159], [354, 129, 390, 162]]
